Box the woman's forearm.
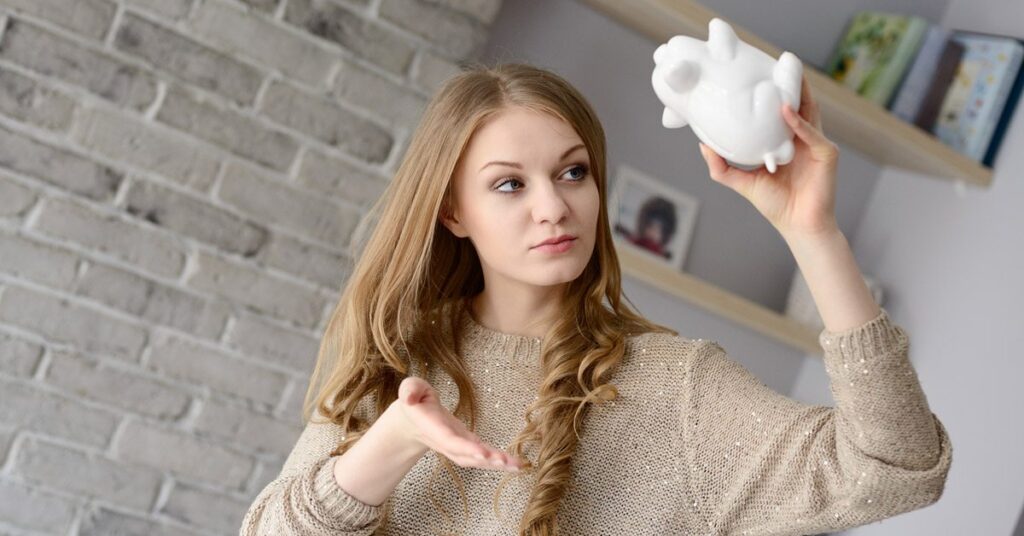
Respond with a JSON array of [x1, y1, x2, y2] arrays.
[[333, 402, 429, 506], [782, 226, 882, 333]]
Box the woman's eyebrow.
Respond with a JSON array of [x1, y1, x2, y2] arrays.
[[478, 143, 586, 172]]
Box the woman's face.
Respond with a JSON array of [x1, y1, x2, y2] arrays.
[[442, 106, 600, 291]]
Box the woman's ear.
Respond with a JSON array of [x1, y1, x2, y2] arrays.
[[439, 200, 468, 238]]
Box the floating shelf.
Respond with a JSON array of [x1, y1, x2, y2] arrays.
[[616, 244, 823, 356], [582, 0, 994, 187]]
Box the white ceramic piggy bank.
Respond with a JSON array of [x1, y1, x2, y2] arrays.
[[651, 18, 803, 173]]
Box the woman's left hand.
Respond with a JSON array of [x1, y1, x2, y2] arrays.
[[698, 75, 840, 238]]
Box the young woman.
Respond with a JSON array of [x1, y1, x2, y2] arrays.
[[240, 63, 951, 535]]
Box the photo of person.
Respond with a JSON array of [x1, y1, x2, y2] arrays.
[[609, 163, 700, 270]]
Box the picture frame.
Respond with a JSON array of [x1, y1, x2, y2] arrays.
[[608, 163, 700, 271]]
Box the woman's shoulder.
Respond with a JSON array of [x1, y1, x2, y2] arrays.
[[619, 329, 722, 382], [625, 329, 718, 361]]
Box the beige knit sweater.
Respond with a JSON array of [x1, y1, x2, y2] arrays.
[[240, 305, 952, 535]]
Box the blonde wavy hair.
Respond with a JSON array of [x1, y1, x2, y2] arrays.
[[303, 62, 677, 535]]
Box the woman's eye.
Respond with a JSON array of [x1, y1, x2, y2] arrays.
[[495, 164, 589, 194]]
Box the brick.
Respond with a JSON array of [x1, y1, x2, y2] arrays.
[[32, 196, 188, 278], [116, 419, 254, 489], [259, 79, 393, 164], [0, 426, 13, 464], [284, 0, 414, 75], [195, 398, 302, 457], [411, 49, 463, 95], [225, 311, 320, 371], [0, 285, 148, 362], [256, 232, 351, 289], [0, 18, 157, 110], [434, 0, 503, 24], [0, 66, 76, 131], [123, 178, 267, 256], [248, 458, 285, 496], [0, 232, 79, 289], [281, 377, 313, 420], [123, 0, 193, 20], [0, 178, 37, 218], [332, 60, 428, 127], [187, 249, 327, 328], [295, 148, 387, 208], [379, 0, 489, 59], [13, 436, 162, 510], [0, 122, 122, 201], [238, 0, 282, 13], [71, 106, 221, 193], [162, 481, 249, 534], [157, 85, 300, 172], [142, 286, 230, 341], [0, 479, 76, 533], [147, 332, 290, 406], [219, 162, 362, 249], [72, 261, 228, 340], [45, 349, 191, 421], [114, 12, 264, 106], [0, 330, 44, 378], [0, 0, 117, 41], [80, 506, 201, 536], [0, 377, 119, 447], [190, 0, 336, 87], [73, 261, 151, 314]]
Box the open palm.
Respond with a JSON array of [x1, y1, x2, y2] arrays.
[[392, 376, 523, 471], [699, 75, 840, 238]]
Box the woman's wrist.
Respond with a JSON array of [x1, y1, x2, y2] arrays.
[[380, 400, 431, 457], [331, 401, 430, 506]]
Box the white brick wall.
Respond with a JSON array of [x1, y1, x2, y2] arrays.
[[0, 0, 502, 533]]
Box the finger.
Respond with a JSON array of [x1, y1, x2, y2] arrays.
[[698, 143, 753, 195], [797, 76, 821, 129], [698, 142, 729, 177], [782, 104, 835, 158]]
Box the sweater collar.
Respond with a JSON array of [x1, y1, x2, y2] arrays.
[[456, 297, 543, 365]]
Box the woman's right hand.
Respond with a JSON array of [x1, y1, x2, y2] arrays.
[[387, 376, 523, 472]]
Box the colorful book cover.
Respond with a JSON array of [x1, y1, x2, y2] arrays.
[[982, 43, 1024, 167], [825, 11, 930, 107], [932, 31, 1024, 163]]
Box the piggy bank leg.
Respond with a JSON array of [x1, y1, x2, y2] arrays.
[[707, 18, 738, 61], [773, 51, 802, 110], [663, 60, 699, 93], [752, 80, 781, 119]]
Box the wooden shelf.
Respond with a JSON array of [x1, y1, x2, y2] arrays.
[[617, 244, 823, 356], [582, 0, 994, 187]]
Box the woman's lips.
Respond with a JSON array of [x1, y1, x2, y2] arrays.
[[532, 237, 577, 253]]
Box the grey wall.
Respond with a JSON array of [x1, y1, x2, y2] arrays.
[[484, 0, 1018, 535], [0, 0, 498, 534]]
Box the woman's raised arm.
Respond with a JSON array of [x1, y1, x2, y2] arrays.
[[677, 311, 952, 535]]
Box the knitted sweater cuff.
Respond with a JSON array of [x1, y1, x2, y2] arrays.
[[312, 456, 385, 526], [817, 306, 906, 362]]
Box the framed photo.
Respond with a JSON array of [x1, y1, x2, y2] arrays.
[[608, 163, 699, 271]]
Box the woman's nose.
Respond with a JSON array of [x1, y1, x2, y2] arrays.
[[532, 182, 570, 224]]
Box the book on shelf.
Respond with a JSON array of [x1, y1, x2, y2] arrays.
[[888, 24, 965, 131], [931, 30, 1024, 167], [824, 10, 930, 108]]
